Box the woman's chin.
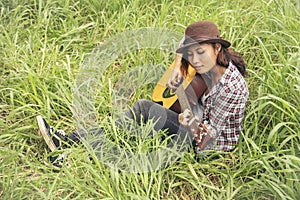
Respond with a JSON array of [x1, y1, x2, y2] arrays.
[[196, 69, 208, 74]]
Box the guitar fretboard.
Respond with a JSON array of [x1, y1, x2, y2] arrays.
[[175, 85, 192, 113]]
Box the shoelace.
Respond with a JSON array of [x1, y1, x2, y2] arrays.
[[56, 152, 66, 161], [49, 127, 66, 137]]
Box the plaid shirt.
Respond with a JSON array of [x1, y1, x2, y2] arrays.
[[201, 62, 248, 152]]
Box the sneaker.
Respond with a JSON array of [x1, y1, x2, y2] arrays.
[[36, 115, 68, 152], [49, 152, 68, 169]]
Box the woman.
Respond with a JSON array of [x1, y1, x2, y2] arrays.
[[171, 20, 248, 152], [37, 20, 248, 166]]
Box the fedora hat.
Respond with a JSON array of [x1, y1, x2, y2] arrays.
[[176, 20, 231, 53]]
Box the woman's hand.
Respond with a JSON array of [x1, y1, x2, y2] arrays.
[[178, 109, 192, 126], [167, 53, 183, 92], [179, 110, 213, 136]]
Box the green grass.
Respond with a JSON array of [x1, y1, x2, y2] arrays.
[[0, 0, 299, 199]]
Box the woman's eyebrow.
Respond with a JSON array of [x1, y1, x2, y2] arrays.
[[188, 46, 204, 52], [196, 47, 204, 51]]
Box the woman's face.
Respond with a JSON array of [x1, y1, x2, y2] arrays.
[[186, 43, 220, 74]]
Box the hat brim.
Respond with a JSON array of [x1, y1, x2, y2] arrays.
[[176, 39, 231, 53]]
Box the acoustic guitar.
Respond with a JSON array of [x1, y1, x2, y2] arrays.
[[152, 60, 213, 150], [152, 60, 207, 113]]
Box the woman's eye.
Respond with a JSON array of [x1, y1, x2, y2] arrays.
[[187, 53, 193, 57], [197, 50, 205, 54]]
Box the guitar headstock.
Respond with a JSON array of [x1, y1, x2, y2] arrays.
[[192, 121, 214, 151]]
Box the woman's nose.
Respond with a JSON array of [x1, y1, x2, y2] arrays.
[[192, 55, 200, 65]]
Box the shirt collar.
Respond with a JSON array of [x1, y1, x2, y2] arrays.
[[207, 62, 235, 97], [219, 62, 235, 85]]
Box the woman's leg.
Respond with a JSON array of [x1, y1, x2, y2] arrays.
[[38, 100, 193, 168], [69, 99, 193, 148], [120, 99, 193, 147]]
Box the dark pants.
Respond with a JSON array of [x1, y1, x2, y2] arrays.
[[69, 99, 193, 150], [123, 99, 181, 134], [67, 99, 195, 171]]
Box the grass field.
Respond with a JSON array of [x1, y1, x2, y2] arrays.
[[0, 0, 299, 199]]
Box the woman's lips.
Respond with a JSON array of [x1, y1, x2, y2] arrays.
[[194, 66, 203, 70]]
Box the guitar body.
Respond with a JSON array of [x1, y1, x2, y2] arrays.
[[152, 60, 207, 113]]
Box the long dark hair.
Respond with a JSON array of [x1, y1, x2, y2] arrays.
[[181, 42, 248, 77]]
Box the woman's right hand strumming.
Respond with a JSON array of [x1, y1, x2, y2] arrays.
[[167, 53, 183, 92]]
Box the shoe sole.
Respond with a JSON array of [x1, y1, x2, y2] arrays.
[[36, 115, 57, 152]]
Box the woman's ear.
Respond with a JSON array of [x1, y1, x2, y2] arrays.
[[214, 43, 222, 56], [216, 43, 222, 52]]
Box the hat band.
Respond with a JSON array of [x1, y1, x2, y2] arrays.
[[183, 36, 221, 45]]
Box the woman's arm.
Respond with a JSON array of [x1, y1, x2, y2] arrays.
[[203, 86, 247, 151], [167, 53, 183, 92]]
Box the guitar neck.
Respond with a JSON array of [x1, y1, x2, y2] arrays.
[[175, 84, 200, 134], [175, 84, 212, 151], [175, 85, 192, 113]]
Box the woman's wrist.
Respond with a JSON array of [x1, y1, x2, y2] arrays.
[[173, 53, 183, 71]]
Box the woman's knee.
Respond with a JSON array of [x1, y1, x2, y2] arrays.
[[125, 99, 152, 121], [133, 99, 154, 113]]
